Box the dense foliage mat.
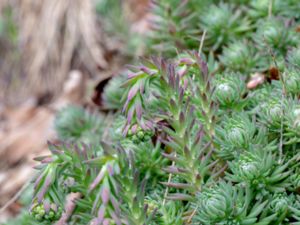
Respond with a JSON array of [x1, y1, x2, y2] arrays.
[[10, 0, 300, 224]]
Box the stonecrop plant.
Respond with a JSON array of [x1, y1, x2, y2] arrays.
[[14, 0, 300, 224]]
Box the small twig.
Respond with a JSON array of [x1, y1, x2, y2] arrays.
[[268, 0, 273, 18], [198, 30, 207, 55], [187, 205, 198, 224], [278, 75, 285, 163], [162, 152, 176, 206], [263, 37, 285, 163], [0, 182, 31, 214]]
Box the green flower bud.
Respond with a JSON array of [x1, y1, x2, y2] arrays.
[[48, 211, 54, 219], [35, 214, 42, 221], [131, 135, 139, 144], [145, 199, 159, 215], [39, 209, 45, 216], [127, 124, 154, 144], [143, 134, 151, 141], [127, 129, 132, 136], [31, 201, 63, 222], [137, 131, 144, 139]]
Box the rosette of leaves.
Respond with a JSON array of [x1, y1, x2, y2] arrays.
[[268, 192, 296, 223], [96, 0, 142, 57], [54, 105, 104, 144], [289, 170, 300, 193], [219, 40, 265, 74], [216, 119, 276, 161], [212, 73, 247, 109], [289, 195, 300, 224], [248, 0, 287, 19], [287, 47, 300, 69], [226, 150, 291, 196], [101, 74, 127, 110], [199, 2, 252, 51], [247, 84, 277, 110], [254, 19, 299, 57], [283, 100, 300, 145], [258, 91, 284, 132], [193, 182, 275, 224], [283, 68, 300, 96], [276, 0, 300, 19], [148, 0, 200, 56], [215, 113, 257, 159]]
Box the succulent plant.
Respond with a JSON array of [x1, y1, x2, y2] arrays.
[[284, 100, 300, 144], [193, 182, 275, 224], [212, 73, 246, 109], [257, 90, 284, 131], [247, 84, 276, 109], [147, 0, 201, 56], [216, 113, 256, 151], [254, 19, 299, 57], [21, 2, 300, 224], [54, 105, 104, 144], [283, 68, 300, 96], [215, 111, 280, 162], [96, 0, 142, 57], [288, 47, 300, 69], [200, 3, 252, 51], [289, 173, 300, 192], [248, 0, 287, 19], [219, 40, 265, 74], [227, 150, 291, 195], [269, 192, 294, 214], [101, 74, 127, 110]]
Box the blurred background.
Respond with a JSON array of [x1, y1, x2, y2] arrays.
[[0, 0, 149, 222]]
